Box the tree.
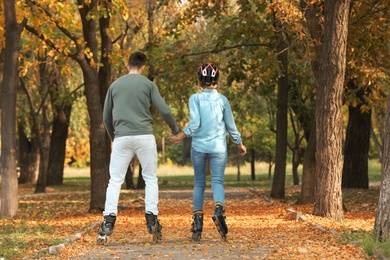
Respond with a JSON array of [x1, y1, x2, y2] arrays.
[[375, 92, 390, 241], [313, 0, 351, 220], [342, 79, 371, 189], [21, 53, 52, 193], [0, 0, 27, 218], [297, 0, 389, 205], [25, 0, 114, 211], [18, 122, 39, 184], [296, 0, 323, 205], [46, 62, 75, 186], [270, 6, 289, 199]]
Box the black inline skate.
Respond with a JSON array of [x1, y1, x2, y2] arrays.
[[212, 203, 228, 241], [96, 213, 116, 245], [145, 212, 162, 243], [190, 211, 203, 242]]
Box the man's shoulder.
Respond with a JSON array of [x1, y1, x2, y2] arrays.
[[110, 74, 154, 88]]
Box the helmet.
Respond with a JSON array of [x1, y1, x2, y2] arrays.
[[197, 63, 219, 85]]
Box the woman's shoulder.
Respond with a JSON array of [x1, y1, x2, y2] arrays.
[[190, 92, 201, 98]]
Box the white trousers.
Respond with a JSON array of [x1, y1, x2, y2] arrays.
[[103, 135, 159, 216]]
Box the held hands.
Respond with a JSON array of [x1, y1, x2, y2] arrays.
[[168, 132, 247, 157], [167, 132, 186, 144], [238, 142, 247, 156]]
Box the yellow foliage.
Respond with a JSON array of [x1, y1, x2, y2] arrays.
[[66, 134, 90, 166]]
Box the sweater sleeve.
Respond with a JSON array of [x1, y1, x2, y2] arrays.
[[150, 83, 180, 135], [103, 88, 115, 141]]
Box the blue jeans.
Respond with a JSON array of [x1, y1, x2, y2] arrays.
[[191, 148, 228, 212]]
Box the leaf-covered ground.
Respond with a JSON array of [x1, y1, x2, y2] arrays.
[[6, 183, 378, 259]]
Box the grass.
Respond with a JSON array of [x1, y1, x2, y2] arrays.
[[51, 162, 276, 191], [158, 161, 276, 190], [0, 219, 67, 259], [59, 159, 383, 190], [340, 229, 390, 258]]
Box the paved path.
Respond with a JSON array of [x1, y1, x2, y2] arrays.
[[75, 239, 273, 259], [73, 188, 274, 259]]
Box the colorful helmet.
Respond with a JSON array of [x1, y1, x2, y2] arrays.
[[197, 63, 219, 85]]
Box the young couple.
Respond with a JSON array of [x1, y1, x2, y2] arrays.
[[97, 52, 246, 245]]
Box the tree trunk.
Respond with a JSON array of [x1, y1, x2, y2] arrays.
[[297, 122, 316, 204], [250, 148, 255, 181], [206, 158, 211, 176], [268, 152, 274, 179], [313, 0, 351, 220], [76, 0, 112, 212], [34, 56, 53, 193], [371, 126, 383, 162], [297, 0, 323, 205], [137, 164, 146, 189], [125, 159, 136, 189], [161, 137, 165, 165], [47, 64, 72, 186], [83, 75, 111, 212], [47, 104, 72, 186], [289, 109, 304, 186], [181, 137, 192, 165], [237, 149, 241, 181], [375, 91, 390, 241], [342, 80, 371, 189], [292, 149, 300, 186], [271, 13, 289, 199], [18, 123, 39, 184], [0, 0, 26, 218]]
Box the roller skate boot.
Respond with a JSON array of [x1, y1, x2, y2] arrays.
[[145, 212, 162, 243], [190, 211, 203, 242], [96, 213, 116, 245], [212, 203, 228, 241]]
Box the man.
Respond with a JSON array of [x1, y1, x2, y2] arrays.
[[97, 51, 179, 244]]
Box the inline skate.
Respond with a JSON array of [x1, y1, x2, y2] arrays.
[[145, 212, 162, 243], [96, 213, 116, 245], [190, 211, 203, 242], [212, 203, 228, 241]]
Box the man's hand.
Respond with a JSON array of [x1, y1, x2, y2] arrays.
[[167, 132, 186, 144]]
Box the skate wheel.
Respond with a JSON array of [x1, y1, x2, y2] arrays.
[[212, 216, 227, 240], [96, 235, 109, 245], [153, 231, 162, 243]]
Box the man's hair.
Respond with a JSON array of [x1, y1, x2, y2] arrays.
[[128, 52, 146, 69]]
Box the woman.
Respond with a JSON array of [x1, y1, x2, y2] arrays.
[[168, 63, 246, 241]]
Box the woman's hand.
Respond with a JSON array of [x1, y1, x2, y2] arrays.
[[167, 132, 186, 144], [238, 142, 247, 156]]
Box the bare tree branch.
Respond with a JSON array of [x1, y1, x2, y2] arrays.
[[181, 43, 270, 58]]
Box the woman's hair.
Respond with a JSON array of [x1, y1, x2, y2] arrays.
[[128, 52, 146, 69], [198, 81, 218, 90]]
